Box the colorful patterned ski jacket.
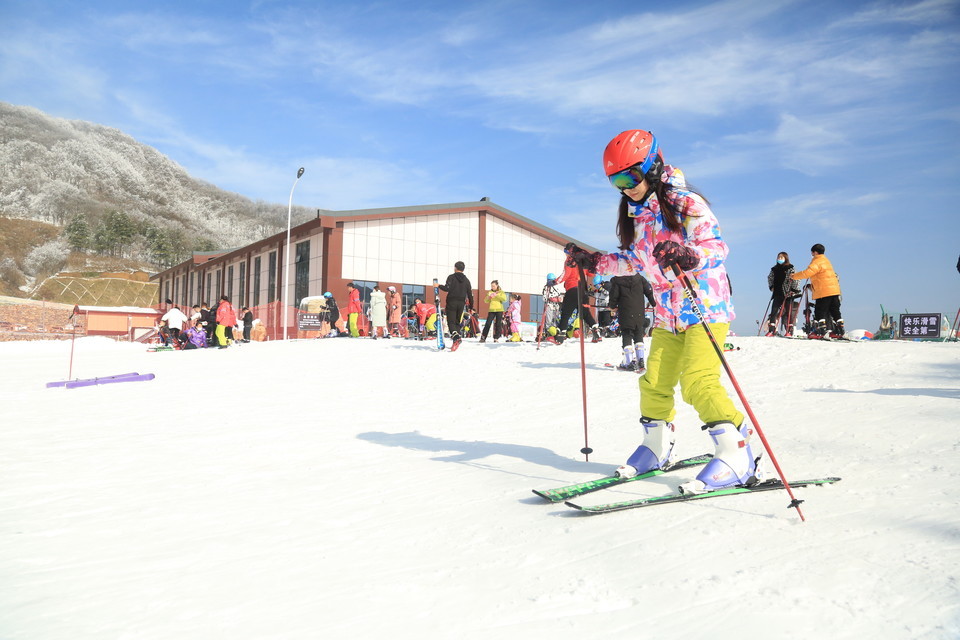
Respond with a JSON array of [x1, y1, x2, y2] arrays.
[[595, 165, 734, 333]]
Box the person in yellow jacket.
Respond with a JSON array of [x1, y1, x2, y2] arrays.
[[479, 280, 507, 343], [792, 243, 843, 339]]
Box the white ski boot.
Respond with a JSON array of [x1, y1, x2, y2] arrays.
[[633, 342, 646, 374], [679, 422, 761, 494], [616, 345, 635, 371], [616, 418, 676, 478]]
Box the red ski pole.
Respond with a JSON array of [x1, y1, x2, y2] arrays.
[[575, 264, 593, 461], [671, 264, 807, 522]]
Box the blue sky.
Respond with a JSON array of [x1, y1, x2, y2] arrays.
[[2, 0, 959, 334]]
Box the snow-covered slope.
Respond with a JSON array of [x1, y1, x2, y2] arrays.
[[1, 335, 957, 639]]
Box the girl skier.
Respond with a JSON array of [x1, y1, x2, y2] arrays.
[[507, 293, 523, 342], [570, 129, 761, 494]]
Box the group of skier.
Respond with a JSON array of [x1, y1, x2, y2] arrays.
[[157, 296, 254, 349], [764, 245, 843, 339]]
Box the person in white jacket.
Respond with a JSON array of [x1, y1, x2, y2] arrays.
[[161, 305, 189, 341], [369, 284, 389, 339]]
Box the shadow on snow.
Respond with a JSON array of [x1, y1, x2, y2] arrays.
[[356, 430, 610, 475]]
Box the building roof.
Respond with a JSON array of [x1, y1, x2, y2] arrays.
[[76, 305, 160, 314], [152, 200, 596, 279]]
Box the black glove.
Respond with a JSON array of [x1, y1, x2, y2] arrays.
[[653, 241, 698, 271], [564, 243, 602, 271]]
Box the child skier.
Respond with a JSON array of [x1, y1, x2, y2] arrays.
[[411, 298, 437, 340], [608, 273, 657, 372], [592, 275, 612, 336], [568, 129, 760, 495], [539, 273, 563, 343], [507, 293, 523, 341], [322, 291, 340, 337]]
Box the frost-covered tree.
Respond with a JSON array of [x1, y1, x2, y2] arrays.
[[23, 239, 70, 277], [0, 257, 26, 288], [0, 102, 293, 251]]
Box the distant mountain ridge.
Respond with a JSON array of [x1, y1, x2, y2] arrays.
[[0, 102, 310, 258]]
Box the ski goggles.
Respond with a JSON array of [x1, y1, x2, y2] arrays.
[[608, 165, 647, 192]]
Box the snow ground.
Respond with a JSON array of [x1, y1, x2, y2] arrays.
[[1, 334, 958, 640]]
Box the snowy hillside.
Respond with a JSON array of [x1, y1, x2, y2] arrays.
[[0, 102, 311, 255], [1, 335, 958, 639]]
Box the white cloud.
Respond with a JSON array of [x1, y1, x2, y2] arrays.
[[722, 189, 892, 241], [829, 0, 959, 28]]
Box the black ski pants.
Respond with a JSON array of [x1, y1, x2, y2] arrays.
[[481, 311, 503, 340], [814, 295, 842, 327], [445, 299, 466, 339], [557, 286, 596, 333]]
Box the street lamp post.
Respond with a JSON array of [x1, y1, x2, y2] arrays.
[[282, 167, 305, 340]]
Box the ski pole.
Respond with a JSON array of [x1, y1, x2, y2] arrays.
[[671, 264, 807, 522], [756, 295, 773, 336], [536, 287, 549, 351], [574, 264, 593, 461], [68, 306, 78, 380]]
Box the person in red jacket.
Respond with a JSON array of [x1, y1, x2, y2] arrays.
[[215, 295, 237, 348], [346, 283, 362, 337], [411, 298, 437, 340], [554, 243, 600, 343]]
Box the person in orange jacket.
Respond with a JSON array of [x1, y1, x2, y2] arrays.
[[792, 243, 843, 339], [346, 283, 362, 337], [215, 295, 237, 348], [555, 243, 600, 343]]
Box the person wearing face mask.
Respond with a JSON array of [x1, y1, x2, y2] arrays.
[[766, 252, 802, 337]]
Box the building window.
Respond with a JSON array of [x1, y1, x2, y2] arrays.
[[215, 270, 222, 302], [402, 284, 425, 314], [253, 257, 262, 307], [295, 241, 310, 308], [267, 251, 277, 303], [239, 262, 246, 308], [173, 276, 179, 304], [528, 293, 544, 323], [206, 273, 212, 303], [227, 266, 234, 302]]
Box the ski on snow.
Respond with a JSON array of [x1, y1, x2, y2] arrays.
[[532, 454, 712, 503], [432, 278, 445, 350], [46, 372, 140, 388], [49, 373, 156, 389], [565, 476, 841, 514]]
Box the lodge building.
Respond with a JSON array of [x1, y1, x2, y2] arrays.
[[151, 200, 595, 338]]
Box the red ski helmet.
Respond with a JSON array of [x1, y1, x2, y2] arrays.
[[603, 130, 664, 197]]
